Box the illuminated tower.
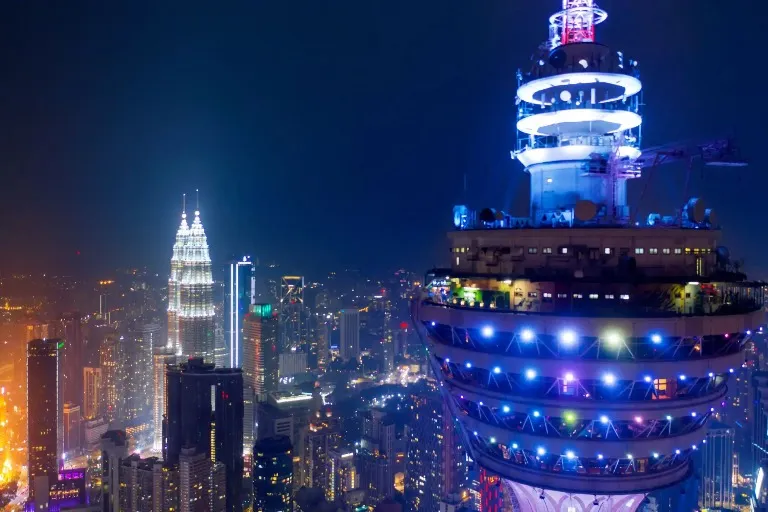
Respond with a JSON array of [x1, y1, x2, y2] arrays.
[[175, 202, 216, 361], [229, 257, 255, 368], [414, 2, 758, 511], [168, 204, 189, 354]]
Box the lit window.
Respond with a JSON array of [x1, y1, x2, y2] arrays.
[[589, 293, 599, 299], [543, 247, 552, 254], [674, 248, 682, 254], [653, 378, 668, 398], [685, 248, 692, 254], [693, 248, 700, 255], [620, 294, 630, 300], [546, 177, 553, 183], [605, 294, 615, 299], [604, 248, 613, 255], [528, 247, 538, 254], [561, 247, 569, 254], [543, 292, 552, 298], [635, 248, 644, 254], [662, 248, 671, 254], [456, 257, 460, 265], [649, 248, 658, 254], [573, 293, 583, 299], [528, 292, 538, 298], [557, 293, 567, 299]]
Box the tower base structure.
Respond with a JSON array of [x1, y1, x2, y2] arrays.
[[502, 480, 645, 512]]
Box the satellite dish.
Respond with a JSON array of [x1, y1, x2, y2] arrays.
[[452, 205, 469, 228], [549, 49, 567, 68], [479, 208, 496, 223], [684, 197, 705, 223], [574, 200, 598, 222]]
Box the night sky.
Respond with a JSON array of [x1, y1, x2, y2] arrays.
[[0, 1, 765, 278]]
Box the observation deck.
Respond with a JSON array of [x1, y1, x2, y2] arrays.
[[416, 1, 754, 508]]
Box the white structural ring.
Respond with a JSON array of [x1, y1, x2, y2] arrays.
[[518, 72, 642, 105], [517, 109, 642, 136]]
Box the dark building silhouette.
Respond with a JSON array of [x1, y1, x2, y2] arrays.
[[27, 338, 62, 502], [163, 357, 244, 512], [253, 435, 293, 512]]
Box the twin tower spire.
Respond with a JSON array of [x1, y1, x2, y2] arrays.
[[167, 191, 216, 360]]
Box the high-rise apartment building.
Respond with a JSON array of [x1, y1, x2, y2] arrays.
[[279, 276, 305, 351], [359, 409, 398, 503], [100, 335, 119, 421], [52, 312, 84, 410], [753, 372, 768, 471], [164, 358, 243, 512], [339, 309, 360, 362], [27, 338, 62, 503], [119, 322, 159, 422], [243, 303, 278, 461], [328, 450, 358, 503], [699, 421, 735, 510], [118, 454, 179, 511], [306, 413, 341, 492], [406, 385, 467, 512], [228, 257, 255, 368], [179, 447, 226, 512], [168, 205, 216, 361], [82, 366, 102, 420], [253, 436, 293, 512], [63, 402, 81, 455], [153, 347, 176, 452]]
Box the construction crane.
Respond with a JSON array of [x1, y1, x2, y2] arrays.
[[632, 138, 747, 222]]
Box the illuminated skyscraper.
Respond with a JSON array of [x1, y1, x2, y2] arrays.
[[178, 208, 216, 361], [99, 335, 119, 421], [119, 322, 159, 422], [339, 309, 360, 362], [279, 276, 305, 351], [167, 207, 189, 354], [228, 257, 255, 368], [242, 304, 279, 458], [699, 421, 735, 509], [27, 338, 62, 503], [413, 2, 756, 510], [82, 366, 102, 420], [153, 347, 176, 452], [168, 198, 216, 361]]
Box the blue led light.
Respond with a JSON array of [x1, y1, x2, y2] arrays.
[[532, 410, 540, 417], [566, 450, 575, 459], [652, 452, 659, 459], [537, 447, 546, 456], [675, 449, 681, 455], [651, 333, 662, 344], [502, 405, 510, 413], [559, 329, 577, 346], [597, 453, 604, 460], [644, 375, 652, 383], [525, 368, 537, 380], [512, 443, 519, 449], [600, 415, 609, 424], [481, 326, 494, 338], [603, 373, 616, 386], [431, 321, 436, 327], [679, 374, 686, 381], [520, 329, 535, 342], [489, 437, 496, 443], [493, 367, 502, 374], [465, 362, 472, 369]]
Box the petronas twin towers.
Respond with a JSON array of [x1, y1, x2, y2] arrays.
[[167, 205, 215, 361]]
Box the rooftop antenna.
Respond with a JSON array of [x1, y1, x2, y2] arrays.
[[195, 188, 200, 214], [182, 193, 187, 219]]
